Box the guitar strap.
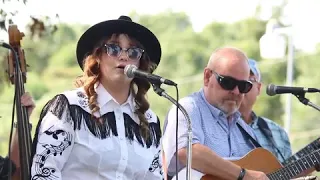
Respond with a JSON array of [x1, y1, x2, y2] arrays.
[[257, 116, 286, 162], [236, 122, 262, 148], [257, 117, 277, 147]]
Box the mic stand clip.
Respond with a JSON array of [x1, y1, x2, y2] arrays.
[[294, 92, 320, 111], [151, 83, 193, 180]]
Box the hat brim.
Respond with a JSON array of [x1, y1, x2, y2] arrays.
[[76, 20, 161, 70]]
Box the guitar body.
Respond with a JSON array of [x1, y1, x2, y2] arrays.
[[172, 148, 283, 180], [170, 139, 320, 180], [173, 147, 319, 180], [202, 148, 283, 180]]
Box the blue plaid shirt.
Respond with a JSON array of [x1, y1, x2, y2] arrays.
[[162, 89, 257, 177], [249, 112, 292, 163]]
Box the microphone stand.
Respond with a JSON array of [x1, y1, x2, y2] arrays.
[[151, 83, 193, 180], [294, 92, 320, 111]]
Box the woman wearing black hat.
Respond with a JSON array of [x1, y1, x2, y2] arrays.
[[30, 16, 163, 179]]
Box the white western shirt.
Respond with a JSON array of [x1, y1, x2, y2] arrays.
[[30, 84, 163, 180]]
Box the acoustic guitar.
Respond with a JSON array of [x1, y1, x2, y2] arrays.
[[174, 147, 320, 180]]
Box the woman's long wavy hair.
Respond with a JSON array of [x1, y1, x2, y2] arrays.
[[74, 33, 157, 141]]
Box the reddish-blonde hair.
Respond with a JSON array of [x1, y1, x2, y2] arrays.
[[74, 34, 157, 140]]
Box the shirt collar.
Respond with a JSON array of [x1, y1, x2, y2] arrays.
[[95, 83, 135, 111]]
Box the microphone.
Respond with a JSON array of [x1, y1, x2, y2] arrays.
[[0, 41, 11, 49], [124, 64, 177, 86], [266, 84, 320, 96]]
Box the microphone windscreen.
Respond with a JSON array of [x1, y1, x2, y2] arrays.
[[124, 64, 137, 78], [266, 84, 277, 96]]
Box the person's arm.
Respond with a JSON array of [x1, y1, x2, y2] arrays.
[[10, 92, 35, 179], [10, 130, 20, 179], [30, 94, 75, 180], [162, 98, 205, 177]]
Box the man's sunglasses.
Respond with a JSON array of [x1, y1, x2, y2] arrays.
[[210, 70, 253, 94], [102, 44, 144, 61]]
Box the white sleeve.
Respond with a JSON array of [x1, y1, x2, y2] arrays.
[[162, 97, 204, 176], [31, 95, 75, 180]]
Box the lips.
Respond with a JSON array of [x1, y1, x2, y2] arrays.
[[116, 65, 126, 69]]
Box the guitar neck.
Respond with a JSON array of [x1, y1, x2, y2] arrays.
[[283, 137, 320, 165], [268, 148, 320, 180]]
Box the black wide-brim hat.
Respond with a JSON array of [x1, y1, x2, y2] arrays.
[[76, 15, 162, 70]]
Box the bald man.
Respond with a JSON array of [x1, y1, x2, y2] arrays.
[[162, 47, 269, 180]]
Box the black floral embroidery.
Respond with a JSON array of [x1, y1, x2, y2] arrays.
[[148, 150, 163, 175], [31, 128, 73, 180], [76, 91, 86, 99], [145, 111, 152, 120], [44, 130, 66, 140], [77, 91, 88, 108]]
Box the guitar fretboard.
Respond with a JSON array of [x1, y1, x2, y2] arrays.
[[267, 148, 320, 180], [283, 137, 320, 165]]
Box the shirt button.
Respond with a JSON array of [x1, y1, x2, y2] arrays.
[[119, 137, 123, 140]]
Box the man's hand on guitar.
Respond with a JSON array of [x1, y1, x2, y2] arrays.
[[244, 170, 269, 180]]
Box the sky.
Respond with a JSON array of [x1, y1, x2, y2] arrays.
[[1, 0, 320, 52]]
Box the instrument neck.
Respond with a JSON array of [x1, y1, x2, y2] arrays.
[[268, 149, 320, 180]]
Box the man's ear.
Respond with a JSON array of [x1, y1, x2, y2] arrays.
[[257, 82, 262, 95], [204, 68, 211, 86]]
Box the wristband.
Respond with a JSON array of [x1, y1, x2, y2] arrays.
[[237, 168, 246, 180]]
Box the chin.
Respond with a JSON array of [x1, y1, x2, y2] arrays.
[[117, 75, 134, 83], [112, 75, 125, 81], [222, 105, 239, 115]]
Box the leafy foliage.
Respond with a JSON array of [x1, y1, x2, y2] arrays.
[[0, 0, 58, 38]]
